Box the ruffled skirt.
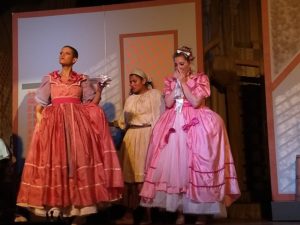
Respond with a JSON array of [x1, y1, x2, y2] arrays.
[[17, 103, 124, 217]]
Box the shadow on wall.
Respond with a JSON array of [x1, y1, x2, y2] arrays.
[[274, 82, 300, 194]]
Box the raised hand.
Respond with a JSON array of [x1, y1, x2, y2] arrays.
[[173, 69, 188, 83], [97, 75, 112, 89]]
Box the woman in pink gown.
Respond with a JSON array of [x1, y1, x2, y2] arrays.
[[16, 46, 123, 224], [140, 46, 240, 224]]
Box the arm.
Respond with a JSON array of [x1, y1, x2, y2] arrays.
[[92, 76, 112, 105], [164, 88, 176, 108], [35, 75, 51, 107], [163, 77, 177, 108], [82, 75, 100, 104], [115, 99, 128, 130], [35, 103, 44, 125], [175, 70, 207, 108], [91, 86, 103, 105], [180, 81, 203, 108], [34, 75, 51, 126], [150, 90, 165, 125], [83, 76, 111, 105]]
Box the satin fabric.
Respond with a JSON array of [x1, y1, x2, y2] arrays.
[[17, 71, 123, 216], [140, 73, 240, 214]]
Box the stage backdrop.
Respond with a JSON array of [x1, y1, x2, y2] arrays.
[[262, 0, 300, 201], [12, 0, 202, 157]]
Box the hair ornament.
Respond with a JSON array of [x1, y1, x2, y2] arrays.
[[176, 49, 191, 57]]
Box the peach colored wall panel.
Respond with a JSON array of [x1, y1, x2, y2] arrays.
[[120, 31, 177, 98]]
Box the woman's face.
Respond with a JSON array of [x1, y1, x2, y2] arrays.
[[129, 74, 147, 94], [174, 55, 190, 75], [59, 47, 77, 66]]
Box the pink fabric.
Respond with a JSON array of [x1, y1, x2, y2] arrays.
[[52, 97, 81, 105], [140, 73, 240, 209], [164, 127, 176, 144], [182, 117, 199, 132], [17, 71, 123, 209], [164, 73, 210, 104], [35, 71, 96, 106]]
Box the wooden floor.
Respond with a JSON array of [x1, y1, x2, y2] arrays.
[[75, 219, 300, 225], [3, 205, 300, 225], [84, 214, 300, 225], [191, 220, 300, 225], [1, 221, 300, 225], [8, 220, 300, 225], [8, 202, 300, 225], [3, 215, 300, 225]]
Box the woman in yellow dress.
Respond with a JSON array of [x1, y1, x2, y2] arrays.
[[116, 69, 165, 224]]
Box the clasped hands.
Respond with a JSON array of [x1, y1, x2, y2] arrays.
[[173, 69, 189, 84]]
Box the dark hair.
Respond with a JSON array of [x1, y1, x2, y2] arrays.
[[128, 75, 153, 95], [63, 45, 79, 58], [173, 46, 195, 62]]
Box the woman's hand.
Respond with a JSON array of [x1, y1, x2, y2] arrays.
[[36, 111, 43, 126], [97, 75, 112, 89], [35, 104, 44, 127], [97, 80, 109, 89], [173, 69, 188, 83], [109, 120, 119, 128]]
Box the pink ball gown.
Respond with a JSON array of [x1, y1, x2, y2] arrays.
[[140, 72, 240, 216]]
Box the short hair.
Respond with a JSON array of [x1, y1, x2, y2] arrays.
[[63, 45, 79, 58]]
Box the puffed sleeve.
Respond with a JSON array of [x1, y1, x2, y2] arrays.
[[150, 89, 165, 126], [35, 75, 51, 107], [81, 75, 96, 103], [191, 73, 211, 99], [163, 77, 175, 96], [116, 97, 130, 130], [117, 111, 126, 130]]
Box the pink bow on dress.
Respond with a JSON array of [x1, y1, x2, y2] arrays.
[[164, 127, 176, 144], [182, 117, 199, 132]]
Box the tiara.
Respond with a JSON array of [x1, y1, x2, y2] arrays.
[[176, 49, 191, 56]]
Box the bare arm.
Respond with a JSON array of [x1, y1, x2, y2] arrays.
[[180, 82, 202, 108], [91, 86, 103, 105], [91, 78, 111, 105], [35, 104, 44, 125], [164, 88, 176, 108]]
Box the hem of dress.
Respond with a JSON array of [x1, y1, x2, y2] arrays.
[[17, 198, 122, 217], [140, 192, 227, 217]]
